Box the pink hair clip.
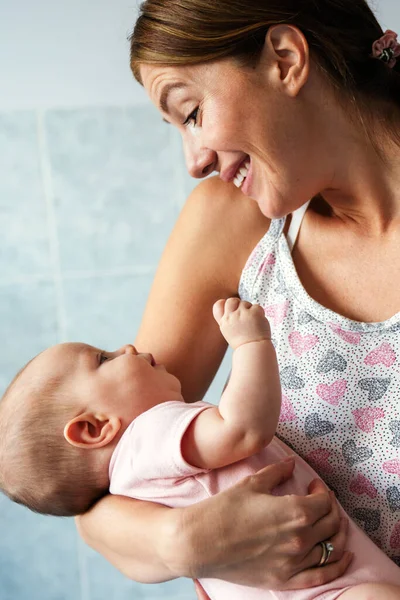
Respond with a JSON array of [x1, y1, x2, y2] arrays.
[[371, 29, 400, 68]]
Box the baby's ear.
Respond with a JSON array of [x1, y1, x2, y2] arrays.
[[64, 413, 121, 449]]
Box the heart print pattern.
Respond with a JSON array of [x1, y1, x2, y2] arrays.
[[239, 210, 400, 560]]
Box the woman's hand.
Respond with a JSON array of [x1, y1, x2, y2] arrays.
[[183, 458, 351, 590], [77, 453, 350, 590]]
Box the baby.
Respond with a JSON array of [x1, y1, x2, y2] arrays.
[[0, 298, 399, 599]]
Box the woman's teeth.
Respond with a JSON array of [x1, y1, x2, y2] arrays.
[[233, 160, 250, 188]]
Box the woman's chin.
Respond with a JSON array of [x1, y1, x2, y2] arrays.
[[249, 189, 288, 220]]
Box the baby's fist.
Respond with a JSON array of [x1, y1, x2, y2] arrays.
[[213, 298, 271, 349]]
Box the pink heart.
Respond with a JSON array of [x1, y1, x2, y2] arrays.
[[264, 301, 289, 326], [390, 522, 400, 549], [265, 253, 276, 265], [258, 254, 276, 276], [383, 459, 400, 476], [352, 407, 385, 433], [329, 323, 361, 345], [262, 253, 276, 267], [316, 379, 347, 405], [246, 246, 260, 268], [279, 395, 297, 422], [305, 449, 333, 474], [364, 343, 396, 368], [349, 474, 378, 499], [289, 331, 319, 357]]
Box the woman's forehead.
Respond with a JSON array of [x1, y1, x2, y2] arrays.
[[140, 64, 198, 113], [141, 63, 196, 92], [140, 59, 241, 105]]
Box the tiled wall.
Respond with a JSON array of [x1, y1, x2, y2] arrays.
[[0, 106, 231, 599]]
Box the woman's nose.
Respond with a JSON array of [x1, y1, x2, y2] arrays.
[[184, 139, 217, 179]]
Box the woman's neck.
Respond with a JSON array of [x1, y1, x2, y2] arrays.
[[314, 102, 400, 236]]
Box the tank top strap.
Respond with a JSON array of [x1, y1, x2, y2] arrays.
[[286, 201, 310, 252]]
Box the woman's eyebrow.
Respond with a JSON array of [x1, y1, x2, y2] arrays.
[[159, 82, 187, 114]]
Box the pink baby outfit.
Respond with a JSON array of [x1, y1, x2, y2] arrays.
[[109, 400, 400, 600], [239, 204, 400, 565]]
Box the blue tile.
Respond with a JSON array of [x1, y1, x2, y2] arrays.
[[62, 273, 153, 348], [45, 107, 180, 272], [204, 348, 232, 406], [0, 112, 52, 279], [81, 542, 196, 600], [144, 578, 197, 599], [0, 105, 227, 600], [62, 272, 231, 397], [0, 496, 80, 600], [169, 128, 198, 208], [0, 281, 58, 394]]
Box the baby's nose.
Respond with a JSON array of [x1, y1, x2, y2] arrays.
[[139, 352, 155, 366], [123, 344, 137, 355]]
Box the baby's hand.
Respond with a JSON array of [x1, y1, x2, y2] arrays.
[[213, 298, 271, 349]]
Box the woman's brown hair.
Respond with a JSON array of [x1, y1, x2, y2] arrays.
[[130, 0, 400, 130]]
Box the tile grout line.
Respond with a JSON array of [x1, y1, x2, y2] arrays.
[[37, 110, 92, 600], [36, 110, 68, 343], [0, 264, 156, 287], [36, 110, 90, 600], [76, 537, 91, 600]]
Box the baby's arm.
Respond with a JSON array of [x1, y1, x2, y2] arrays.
[[182, 298, 281, 470]]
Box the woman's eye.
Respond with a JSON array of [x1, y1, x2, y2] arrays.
[[183, 107, 199, 127]]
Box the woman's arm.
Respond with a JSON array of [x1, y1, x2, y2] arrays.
[[76, 496, 182, 583], [78, 177, 269, 580], [77, 462, 351, 588], [77, 177, 350, 588], [134, 176, 270, 402]]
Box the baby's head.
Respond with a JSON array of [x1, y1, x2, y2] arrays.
[[0, 342, 182, 516]]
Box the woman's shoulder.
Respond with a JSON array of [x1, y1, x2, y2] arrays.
[[180, 177, 270, 261], [174, 177, 270, 288], [184, 175, 266, 218]]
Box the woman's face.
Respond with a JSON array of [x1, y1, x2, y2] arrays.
[[141, 39, 324, 218]]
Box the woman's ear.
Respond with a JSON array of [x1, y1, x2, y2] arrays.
[[263, 24, 310, 97], [63, 413, 121, 449]]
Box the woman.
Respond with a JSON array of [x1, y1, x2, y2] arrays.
[[77, 0, 400, 595]]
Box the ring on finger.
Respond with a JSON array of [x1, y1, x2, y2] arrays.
[[317, 541, 334, 566]]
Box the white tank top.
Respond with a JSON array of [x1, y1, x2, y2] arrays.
[[239, 204, 400, 564]]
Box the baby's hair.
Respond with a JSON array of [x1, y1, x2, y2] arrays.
[[0, 363, 108, 517]]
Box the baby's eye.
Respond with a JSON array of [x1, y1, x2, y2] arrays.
[[99, 353, 109, 365]]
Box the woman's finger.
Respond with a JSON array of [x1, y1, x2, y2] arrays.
[[253, 459, 296, 492], [284, 551, 353, 591], [305, 479, 337, 523], [308, 477, 329, 495], [193, 579, 211, 600], [308, 492, 343, 546], [302, 517, 349, 571], [291, 488, 341, 547]]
